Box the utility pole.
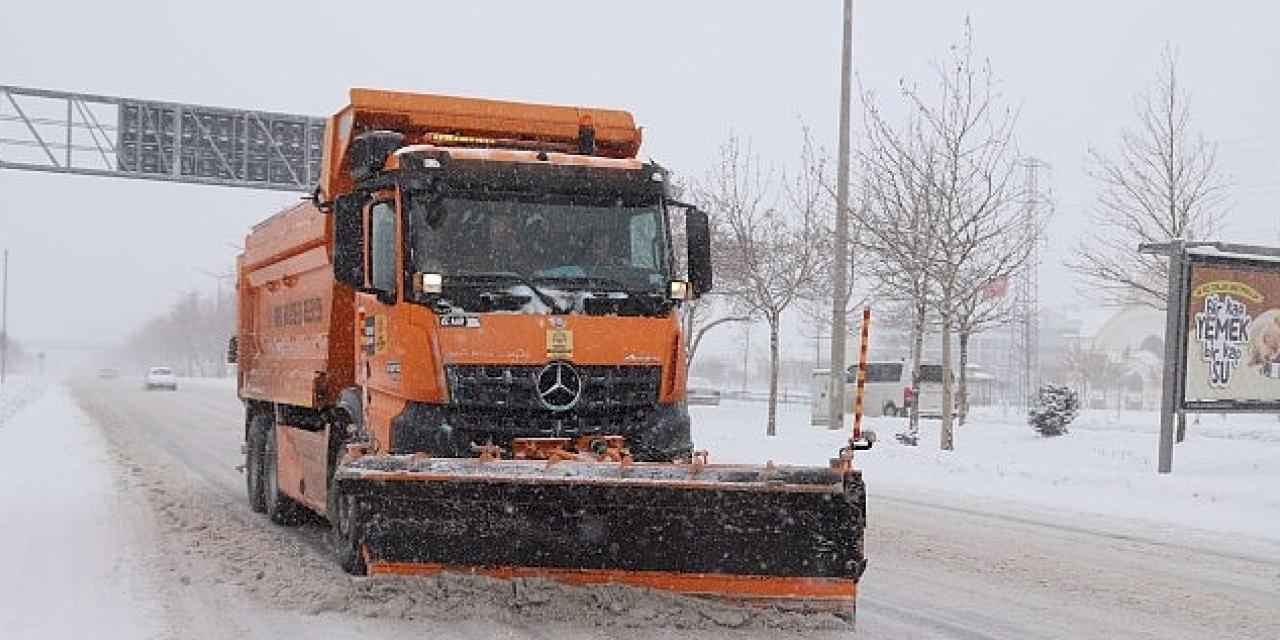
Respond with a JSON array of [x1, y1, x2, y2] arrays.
[[1, 249, 8, 385], [827, 0, 854, 430]]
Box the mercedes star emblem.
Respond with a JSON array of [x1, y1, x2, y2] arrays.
[[536, 361, 582, 412]]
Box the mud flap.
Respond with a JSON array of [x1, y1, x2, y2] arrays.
[[336, 456, 865, 611]]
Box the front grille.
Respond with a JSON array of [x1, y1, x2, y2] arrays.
[[445, 364, 660, 437]]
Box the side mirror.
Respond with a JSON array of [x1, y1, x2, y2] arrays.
[[686, 208, 714, 297], [333, 194, 366, 289], [347, 130, 404, 181]]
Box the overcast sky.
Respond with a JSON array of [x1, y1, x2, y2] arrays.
[[2, 1, 1277, 359]]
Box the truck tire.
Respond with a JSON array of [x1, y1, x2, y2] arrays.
[[326, 413, 366, 575], [245, 415, 269, 513], [882, 402, 899, 418], [263, 421, 302, 525]]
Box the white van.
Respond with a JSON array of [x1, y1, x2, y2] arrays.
[[913, 364, 954, 418], [810, 361, 951, 424]]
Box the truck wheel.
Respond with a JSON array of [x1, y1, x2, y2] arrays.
[[263, 422, 302, 526], [883, 403, 899, 418], [245, 415, 269, 513], [326, 414, 365, 574]]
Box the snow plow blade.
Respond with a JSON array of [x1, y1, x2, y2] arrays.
[[335, 452, 866, 613]]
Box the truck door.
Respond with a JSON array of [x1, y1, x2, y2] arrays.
[[357, 197, 409, 452]]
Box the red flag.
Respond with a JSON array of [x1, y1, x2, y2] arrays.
[[982, 276, 1009, 300]]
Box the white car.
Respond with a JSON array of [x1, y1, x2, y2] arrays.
[[686, 377, 722, 406], [144, 366, 178, 391]]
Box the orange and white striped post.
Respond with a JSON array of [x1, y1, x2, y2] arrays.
[[851, 307, 871, 444]]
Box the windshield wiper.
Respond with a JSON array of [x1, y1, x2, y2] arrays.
[[451, 271, 568, 314], [531, 275, 646, 295], [534, 275, 672, 315]]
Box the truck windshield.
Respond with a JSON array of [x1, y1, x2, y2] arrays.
[[408, 195, 669, 293]]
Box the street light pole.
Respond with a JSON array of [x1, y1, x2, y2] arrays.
[[828, 0, 855, 430], [196, 268, 235, 315], [1, 249, 8, 385]]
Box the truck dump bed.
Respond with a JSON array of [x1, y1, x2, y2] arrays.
[[237, 202, 353, 408]]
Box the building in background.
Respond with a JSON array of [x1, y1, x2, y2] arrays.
[[1065, 305, 1165, 410]]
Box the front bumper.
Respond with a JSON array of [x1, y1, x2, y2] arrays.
[[390, 401, 692, 462]]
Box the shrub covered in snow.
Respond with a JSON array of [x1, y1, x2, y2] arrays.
[[1028, 384, 1079, 437]]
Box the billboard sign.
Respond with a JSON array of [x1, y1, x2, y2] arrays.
[[1182, 252, 1280, 411]]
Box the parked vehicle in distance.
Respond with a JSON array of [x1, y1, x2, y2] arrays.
[[849, 361, 911, 418], [686, 377, 722, 406], [811, 360, 954, 424], [811, 362, 910, 424], [913, 364, 954, 418], [97, 368, 120, 379], [144, 366, 178, 390]]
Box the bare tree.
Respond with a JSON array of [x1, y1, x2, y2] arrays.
[[667, 180, 750, 370], [855, 101, 941, 446], [902, 20, 1028, 450], [117, 288, 235, 377], [698, 134, 827, 436], [948, 181, 1041, 426], [1064, 340, 1107, 405], [681, 297, 748, 369], [859, 19, 1030, 450], [952, 276, 1017, 424], [796, 131, 872, 371], [0, 332, 28, 374], [1068, 46, 1229, 310]]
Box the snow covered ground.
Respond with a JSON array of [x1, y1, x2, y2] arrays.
[[0, 381, 167, 638], [692, 400, 1280, 543], [0, 374, 46, 427], [2, 379, 1275, 638]]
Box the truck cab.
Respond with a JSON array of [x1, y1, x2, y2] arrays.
[[335, 142, 711, 461]]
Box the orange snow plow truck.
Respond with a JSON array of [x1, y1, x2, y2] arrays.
[[232, 88, 871, 615]]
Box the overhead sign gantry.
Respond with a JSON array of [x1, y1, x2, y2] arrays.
[[0, 85, 324, 192]]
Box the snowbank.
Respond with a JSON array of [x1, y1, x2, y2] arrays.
[[692, 401, 1280, 542], [0, 383, 165, 637], [0, 375, 45, 428]]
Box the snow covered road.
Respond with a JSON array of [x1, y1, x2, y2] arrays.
[[2, 378, 1274, 639]]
